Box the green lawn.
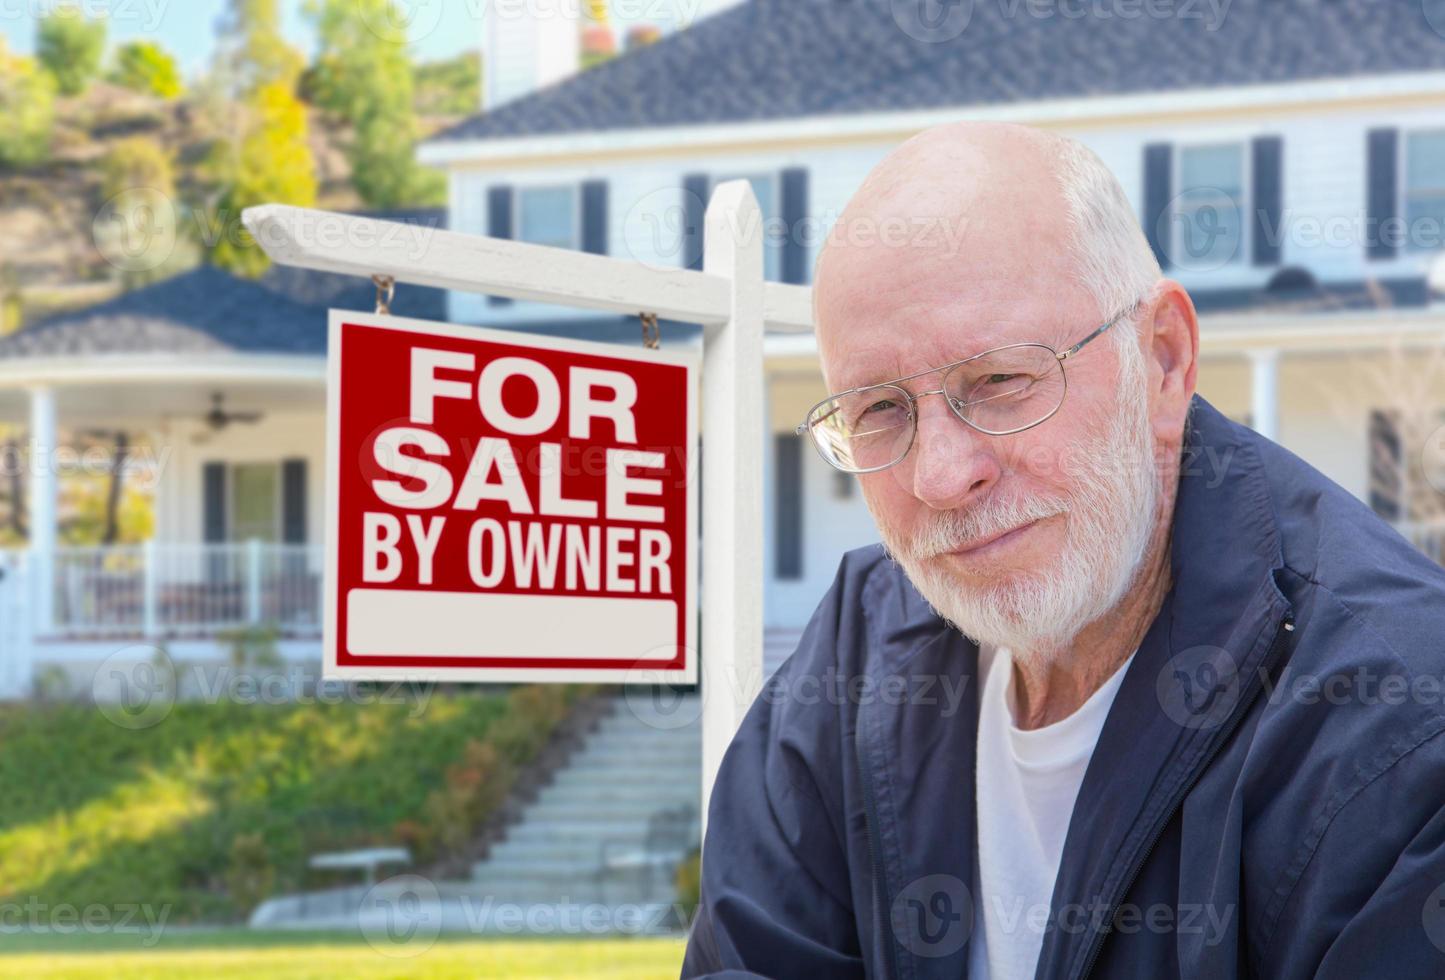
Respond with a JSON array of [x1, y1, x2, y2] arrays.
[[0, 932, 686, 979]]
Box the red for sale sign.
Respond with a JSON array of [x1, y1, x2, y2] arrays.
[[323, 311, 698, 683]]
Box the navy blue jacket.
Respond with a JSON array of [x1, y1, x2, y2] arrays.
[[682, 395, 1445, 979]]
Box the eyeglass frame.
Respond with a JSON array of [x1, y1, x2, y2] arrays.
[[796, 299, 1145, 474]]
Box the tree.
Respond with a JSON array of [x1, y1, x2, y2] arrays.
[[413, 52, 481, 117], [110, 41, 184, 99], [214, 0, 304, 96], [206, 0, 315, 277], [0, 38, 56, 169], [306, 0, 443, 207], [36, 8, 106, 96], [209, 82, 318, 277]]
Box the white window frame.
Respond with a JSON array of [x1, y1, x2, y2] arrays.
[[1172, 140, 1251, 268]]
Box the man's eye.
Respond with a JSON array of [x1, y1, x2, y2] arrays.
[[984, 373, 1019, 385], [862, 399, 900, 415]]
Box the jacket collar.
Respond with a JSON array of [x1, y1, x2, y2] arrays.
[[858, 395, 1293, 980]]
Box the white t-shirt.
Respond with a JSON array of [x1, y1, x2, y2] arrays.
[[967, 643, 1136, 980]]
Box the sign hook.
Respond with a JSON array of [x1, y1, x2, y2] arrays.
[[640, 311, 660, 350], [372, 274, 395, 315]]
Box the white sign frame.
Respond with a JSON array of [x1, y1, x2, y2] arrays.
[[322, 309, 700, 685]]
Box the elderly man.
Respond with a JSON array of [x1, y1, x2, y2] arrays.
[[680, 122, 1445, 979]]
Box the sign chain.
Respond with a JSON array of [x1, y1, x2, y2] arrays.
[[372, 274, 396, 315], [640, 311, 660, 350]]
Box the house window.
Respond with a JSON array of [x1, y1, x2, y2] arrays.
[[230, 462, 280, 543], [517, 186, 578, 250], [1175, 144, 1246, 267], [716, 173, 782, 282], [1404, 130, 1445, 254]]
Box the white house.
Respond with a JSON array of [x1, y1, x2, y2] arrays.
[[3, 0, 1445, 698]]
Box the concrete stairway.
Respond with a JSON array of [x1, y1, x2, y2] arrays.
[[467, 691, 703, 911]]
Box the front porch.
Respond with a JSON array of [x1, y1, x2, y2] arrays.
[[45, 541, 324, 639]]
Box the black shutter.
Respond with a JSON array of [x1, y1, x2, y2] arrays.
[[1369, 410, 1403, 521], [581, 180, 608, 255], [780, 167, 809, 284], [1251, 136, 1283, 267], [203, 462, 226, 543], [487, 184, 514, 305], [1142, 143, 1173, 270], [282, 458, 307, 544], [1367, 128, 1400, 261], [683, 173, 709, 270], [774, 434, 803, 580]]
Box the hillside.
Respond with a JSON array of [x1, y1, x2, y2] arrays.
[[0, 65, 474, 330]]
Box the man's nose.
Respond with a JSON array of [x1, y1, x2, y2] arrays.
[[907, 395, 1001, 510]]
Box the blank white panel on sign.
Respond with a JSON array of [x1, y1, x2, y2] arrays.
[[346, 589, 679, 660]]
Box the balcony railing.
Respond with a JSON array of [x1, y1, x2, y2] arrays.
[[47, 541, 323, 639]]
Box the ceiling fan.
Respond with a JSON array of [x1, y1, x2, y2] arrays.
[[204, 392, 263, 431]]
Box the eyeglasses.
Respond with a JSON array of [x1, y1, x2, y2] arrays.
[[797, 302, 1140, 474]]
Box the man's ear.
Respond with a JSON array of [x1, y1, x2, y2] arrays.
[[1144, 280, 1199, 446]]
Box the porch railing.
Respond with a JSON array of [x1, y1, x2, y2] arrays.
[[47, 541, 323, 639], [1399, 522, 1445, 566]]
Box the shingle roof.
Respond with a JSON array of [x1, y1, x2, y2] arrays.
[[430, 0, 1445, 144]]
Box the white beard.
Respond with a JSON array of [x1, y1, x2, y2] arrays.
[[873, 339, 1159, 662]]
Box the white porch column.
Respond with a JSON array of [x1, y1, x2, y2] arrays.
[[28, 386, 57, 634], [1249, 348, 1280, 443]]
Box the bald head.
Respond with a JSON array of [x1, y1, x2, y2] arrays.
[[812, 122, 1159, 391]]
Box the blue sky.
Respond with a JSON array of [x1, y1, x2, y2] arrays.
[[0, 0, 720, 77], [0, 1, 483, 76]]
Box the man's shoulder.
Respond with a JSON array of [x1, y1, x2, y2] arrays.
[[1252, 427, 1445, 678], [774, 543, 955, 683]]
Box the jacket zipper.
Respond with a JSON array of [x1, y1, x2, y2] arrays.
[[857, 717, 903, 980], [1073, 611, 1295, 980]]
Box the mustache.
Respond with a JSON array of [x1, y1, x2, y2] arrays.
[[898, 493, 1070, 560]]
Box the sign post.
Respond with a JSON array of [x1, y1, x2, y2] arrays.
[[244, 181, 807, 835]]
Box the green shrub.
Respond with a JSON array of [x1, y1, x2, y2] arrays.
[[224, 832, 275, 916], [110, 41, 183, 98], [36, 8, 106, 97], [0, 39, 55, 169]]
